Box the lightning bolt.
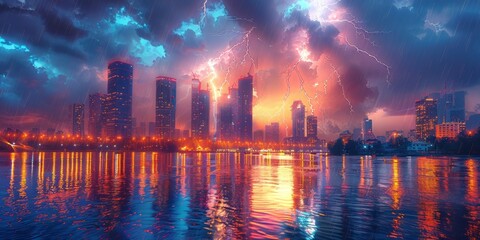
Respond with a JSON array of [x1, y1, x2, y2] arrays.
[[270, 59, 299, 137], [200, 0, 208, 26], [296, 68, 315, 115], [342, 35, 391, 86], [195, 27, 256, 137], [326, 58, 354, 113]]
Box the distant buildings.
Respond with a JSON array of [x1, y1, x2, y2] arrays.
[[386, 130, 404, 141], [238, 75, 253, 141], [291, 100, 305, 142], [219, 89, 237, 141], [148, 122, 155, 136], [415, 97, 438, 140], [72, 104, 85, 136], [362, 118, 375, 140], [429, 91, 466, 123], [88, 93, 104, 137], [191, 78, 210, 139], [306, 115, 318, 142], [155, 76, 176, 139], [136, 122, 146, 137], [182, 129, 190, 138], [435, 122, 466, 139], [265, 122, 280, 143], [352, 128, 362, 141], [253, 130, 264, 142], [104, 61, 133, 138]]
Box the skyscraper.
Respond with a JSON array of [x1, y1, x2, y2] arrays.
[[238, 75, 253, 141], [191, 78, 210, 139], [219, 102, 234, 140], [219, 90, 237, 141], [265, 122, 280, 143], [104, 61, 133, 138], [88, 93, 105, 137], [291, 100, 305, 141], [415, 97, 438, 140], [430, 91, 466, 123], [72, 103, 85, 136], [362, 118, 375, 140], [155, 76, 176, 139], [306, 115, 318, 140]]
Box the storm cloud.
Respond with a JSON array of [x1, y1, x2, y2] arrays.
[[0, 0, 478, 138]]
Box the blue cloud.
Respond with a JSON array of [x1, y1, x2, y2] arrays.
[[174, 19, 202, 37], [114, 7, 145, 28], [129, 38, 166, 66], [0, 37, 30, 53], [28, 56, 62, 79], [284, 0, 310, 18], [208, 3, 228, 22]]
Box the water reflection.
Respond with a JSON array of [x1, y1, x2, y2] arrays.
[[0, 152, 479, 239]]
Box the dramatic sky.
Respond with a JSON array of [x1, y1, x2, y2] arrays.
[[1, 0, 479, 139]]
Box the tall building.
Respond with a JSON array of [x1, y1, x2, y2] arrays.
[[219, 89, 238, 141], [362, 118, 375, 140], [430, 91, 465, 123], [253, 130, 264, 142], [265, 122, 280, 143], [88, 93, 104, 137], [435, 122, 465, 139], [136, 122, 147, 137], [155, 76, 176, 139], [104, 61, 133, 138], [219, 102, 234, 140], [182, 129, 190, 138], [352, 128, 362, 141], [148, 122, 155, 137], [72, 103, 85, 136], [238, 75, 253, 141], [306, 115, 318, 140], [291, 100, 305, 141], [191, 78, 210, 139], [415, 97, 438, 140]]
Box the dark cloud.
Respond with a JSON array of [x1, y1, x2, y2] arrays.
[[37, 9, 87, 41], [223, 0, 283, 42], [342, 0, 480, 115], [0, 0, 479, 137], [137, 0, 203, 41], [287, 10, 340, 57]]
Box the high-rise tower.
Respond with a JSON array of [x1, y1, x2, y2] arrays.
[[155, 76, 176, 139], [104, 61, 133, 138]]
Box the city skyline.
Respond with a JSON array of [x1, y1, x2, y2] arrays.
[[3, 59, 480, 142], [1, 1, 480, 139]]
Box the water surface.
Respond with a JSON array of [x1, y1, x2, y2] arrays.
[[0, 152, 479, 239]]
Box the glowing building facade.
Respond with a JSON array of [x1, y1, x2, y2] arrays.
[[88, 93, 105, 137], [306, 115, 318, 140], [72, 103, 85, 136], [415, 97, 438, 140], [291, 100, 305, 142], [238, 75, 253, 141], [104, 61, 133, 138], [155, 76, 176, 139], [191, 78, 210, 139]]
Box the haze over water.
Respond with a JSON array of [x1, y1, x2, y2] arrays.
[[0, 152, 479, 239]]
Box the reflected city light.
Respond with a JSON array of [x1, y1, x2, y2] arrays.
[[0, 153, 479, 239]]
